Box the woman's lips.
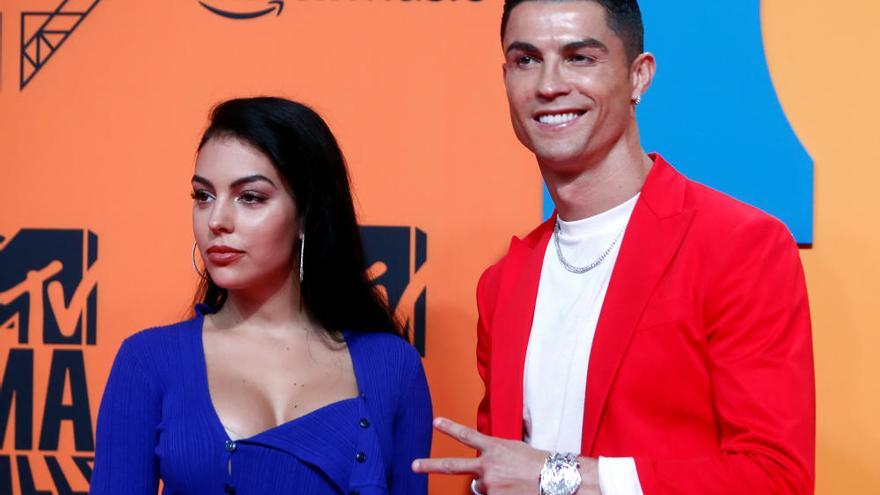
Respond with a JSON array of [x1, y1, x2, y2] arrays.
[[206, 247, 245, 266]]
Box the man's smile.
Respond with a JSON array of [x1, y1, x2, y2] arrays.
[[533, 109, 587, 128]]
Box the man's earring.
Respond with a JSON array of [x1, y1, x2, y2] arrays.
[[192, 242, 206, 278], [632, 95, 642, 105], [299, 234, 305, 283]]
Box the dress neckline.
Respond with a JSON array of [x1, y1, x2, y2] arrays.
[[191, 311, 365, 443]]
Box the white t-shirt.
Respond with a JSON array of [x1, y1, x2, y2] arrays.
[[523, 194, 643, 495]]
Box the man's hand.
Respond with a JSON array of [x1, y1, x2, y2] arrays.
[[411, 417, 599, 494]]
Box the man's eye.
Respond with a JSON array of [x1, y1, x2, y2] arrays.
[[516, 55, 538, 66], [569, 54, 597, 64]]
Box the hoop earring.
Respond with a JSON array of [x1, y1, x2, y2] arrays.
[[299, 234, 305, 282], [192, 241, 206, 278]]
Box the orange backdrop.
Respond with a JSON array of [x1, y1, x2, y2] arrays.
[[1, 0, 878, 493]]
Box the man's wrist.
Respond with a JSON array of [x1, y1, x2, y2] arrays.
[[539, 452, 582, 495], [575, 457, 600, 495]]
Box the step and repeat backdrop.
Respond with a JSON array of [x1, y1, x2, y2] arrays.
[[1, 0, 878, 493]]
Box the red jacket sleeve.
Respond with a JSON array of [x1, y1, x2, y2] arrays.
[[476, 262, 503, 436], [635, 217, 815, 495]]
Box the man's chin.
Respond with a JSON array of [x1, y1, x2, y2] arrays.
[[534, 147, 590, 171]]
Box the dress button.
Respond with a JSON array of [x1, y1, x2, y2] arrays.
[[355, 452, 367, 463], [224, 483, 236, 494], [225, 440, 237, 452], [359, 418, 370, 428]]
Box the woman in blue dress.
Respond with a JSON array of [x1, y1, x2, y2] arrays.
[[90, 97, 433, 494]]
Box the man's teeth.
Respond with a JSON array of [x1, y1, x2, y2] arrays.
[[538, 113, 580, 125]]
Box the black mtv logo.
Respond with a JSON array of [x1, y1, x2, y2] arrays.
[[0, 229, 98, 492], [360, 226, 427, 356], [0, 229, 98, 346]]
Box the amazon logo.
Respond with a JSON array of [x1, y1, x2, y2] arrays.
[[199, 0, 284, 20]]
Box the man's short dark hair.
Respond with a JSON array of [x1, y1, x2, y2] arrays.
[[501, 0, 644, 63]]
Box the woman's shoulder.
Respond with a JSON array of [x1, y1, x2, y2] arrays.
[[347, 330, 420, 364], [112, 317, 201, 382], [347, 331, 425, 388], [122, 317, 200, 352]]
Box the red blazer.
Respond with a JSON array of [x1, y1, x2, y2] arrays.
[[475, 155, 815, 494]]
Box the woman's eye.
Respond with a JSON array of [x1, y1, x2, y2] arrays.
[[239, 192, 267, 204], [191, 190, 212, 202]]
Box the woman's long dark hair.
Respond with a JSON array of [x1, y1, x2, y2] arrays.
[[191, 97, 403, 338]]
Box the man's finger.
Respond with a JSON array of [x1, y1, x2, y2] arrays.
[[432, 417, 492, 450], [411, 456, 481, 474]]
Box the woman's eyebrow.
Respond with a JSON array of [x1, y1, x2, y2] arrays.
[[190, 174, 277, 189], [230, 174, 277, 189], [191, 175, 212, 187]]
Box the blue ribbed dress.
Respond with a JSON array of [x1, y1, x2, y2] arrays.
[[90, 308, 432, 495]]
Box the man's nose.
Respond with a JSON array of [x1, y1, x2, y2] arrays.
[[536, 61, 571, 99]]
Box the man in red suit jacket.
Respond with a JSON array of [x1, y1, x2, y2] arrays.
[[413, 1, 815, 494]]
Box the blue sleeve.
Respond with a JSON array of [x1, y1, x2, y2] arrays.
[[90, 338, 161, 494], [390, 352, 433, 495]]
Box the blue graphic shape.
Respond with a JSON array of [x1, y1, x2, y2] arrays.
[[0, 229, 98, 345], [542, 1, 813, 244], [360, 226, 427, 356]]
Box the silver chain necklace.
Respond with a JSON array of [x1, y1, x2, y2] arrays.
[[553, 220, 624, 274]]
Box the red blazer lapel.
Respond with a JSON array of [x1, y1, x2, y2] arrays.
[[581, 155, 695, 453], [489, 219, 554, 440]]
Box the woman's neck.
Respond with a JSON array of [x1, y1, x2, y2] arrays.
[[216, 272, 311, 333]]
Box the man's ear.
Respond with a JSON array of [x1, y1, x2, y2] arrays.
[[630, 52, 656, 101]]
